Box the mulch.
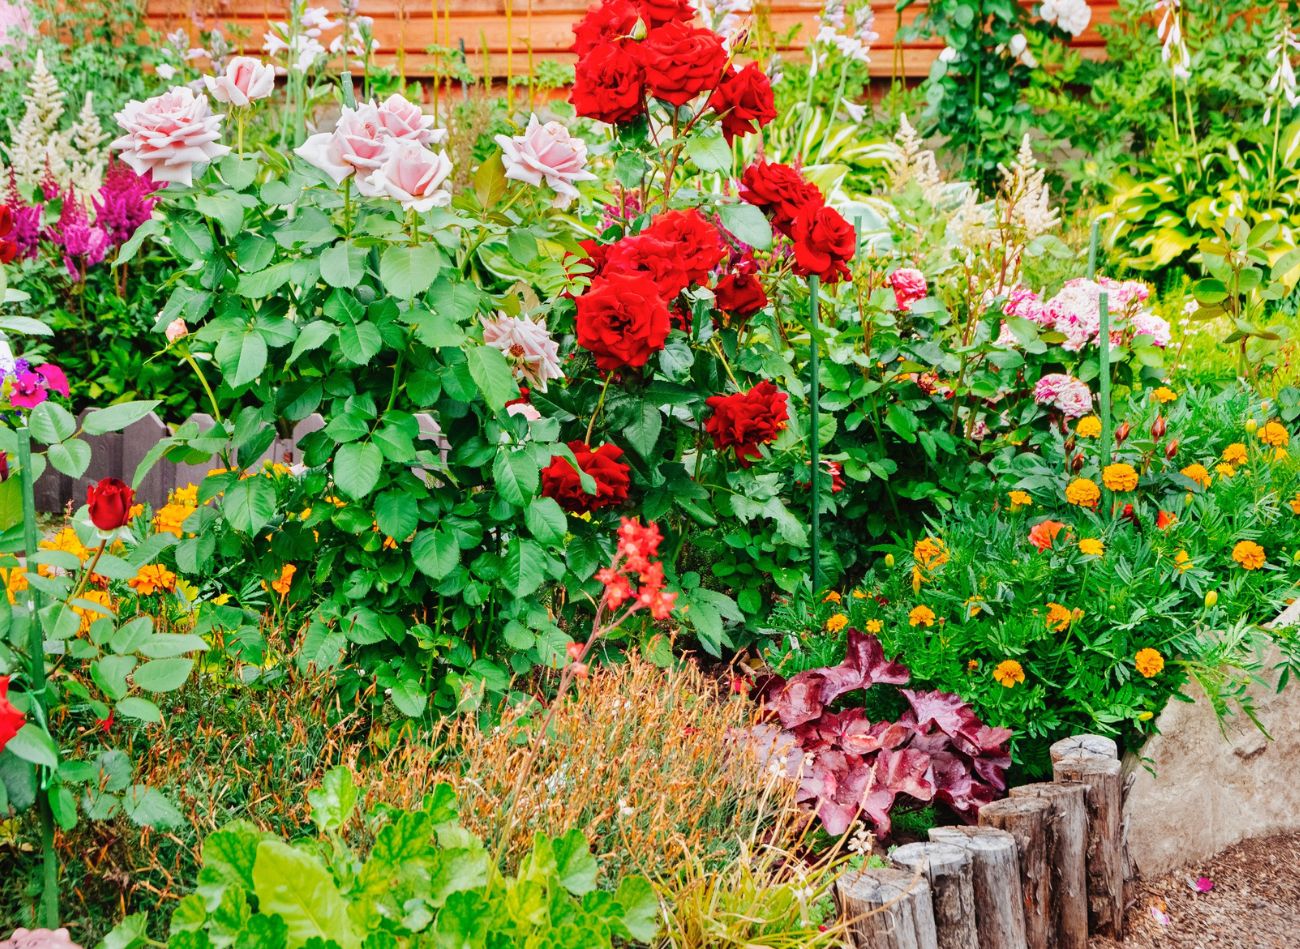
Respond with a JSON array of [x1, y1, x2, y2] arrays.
[[1089, 832, 1300, 949]]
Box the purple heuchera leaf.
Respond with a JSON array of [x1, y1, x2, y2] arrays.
[[747, 632, 1013, 836]]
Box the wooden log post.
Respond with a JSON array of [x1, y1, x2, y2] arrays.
[[928, 826, 1027, 949], [1011, 782, 1089, 949], [890, 842, 977, 949], [1054, 751, 1125, 938], [978, 797, 1052, 949], [1049, 734, 1118, 764], [837, 866, 939, 949]]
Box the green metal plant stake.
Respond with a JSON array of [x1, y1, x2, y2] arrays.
[[808, 275, 821, 595]]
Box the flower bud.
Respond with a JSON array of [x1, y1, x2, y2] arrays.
[[1205, 590, 1218, 608], [884, 553, 895, 568], [566, 642, 585, 662], [165, 318, 189, 343], [1246, 419, 1259, 434], [1115, 422, 1131, 444], [1165, 439, 1179, 460], [1063, 436, 1076, 454], [1151, 415, 1166, 439], [1071, 452, 1085, 472]]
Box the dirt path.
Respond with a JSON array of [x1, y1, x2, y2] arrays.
[[1089, 832, 1300, 949]]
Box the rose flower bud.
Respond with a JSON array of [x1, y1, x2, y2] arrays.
[[87, 477, 136, 532]]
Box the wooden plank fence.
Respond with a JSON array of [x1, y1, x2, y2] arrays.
[[837, 733, 1126, 949]]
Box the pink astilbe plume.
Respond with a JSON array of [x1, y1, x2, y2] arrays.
[[93, 158, 159, 247], [46, 189, 108, 282]]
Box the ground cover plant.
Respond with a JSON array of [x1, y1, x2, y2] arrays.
[[0, 0, 1296, 944]]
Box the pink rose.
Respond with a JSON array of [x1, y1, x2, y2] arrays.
[[202, 56, 275, 107], [481, 312, 564, 391], [165, 318, 189, 342], [506, 401, 542, 422], [366, 140, 453, 212], [295, 103, 389, 188], [888, 267, 928, 313], [110, 87, 231, 187], [495, 115, 596, 208], [1033, 372, 1093, 418], [376, 93, 446, 146]]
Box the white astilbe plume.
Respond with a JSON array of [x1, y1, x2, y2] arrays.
[[947, 188, 993, 255], [1266, 20, 1300, 122], [68, 91, 107, 192], [891, 113, 944, 202], [998, 135, 1059, 240], [1155, 0, 1191, 80], [6, 50, 71, 185]]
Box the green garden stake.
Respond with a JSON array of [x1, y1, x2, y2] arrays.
[[808, 275, 821, 596], [17, 427, 57, 928], [1087, 219, 1100, 279], [1099, 291, 1113, 472]]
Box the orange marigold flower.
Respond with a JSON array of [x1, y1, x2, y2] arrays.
[[823, 590, 842, 603], [993, 659, 1025, 688], [1222, 442, 1248, 466], [1135, 648, 1165, 678], [1065, 478, 1100, 509], [1075, 416, 1102, 438], [865, 618, 883, 633], [1232, 540, 1266, 571], [967, 659, 979, 671], [271, 563, 297, 596], [129, 564, 177, 597], [2, 566, 28, 605], [1289, 493, 1300, 515], [1078, 538, 1104, 556], [1258, 421, 1290, 448], [1215, 463, 1236, 479], [1045, 601, 1076, 632], [965, 596, 985, 617], [74, 589, 114, 634], [913, 537, 950, 571], [1028, 519, 1065, 552], [908, 605, 936, 628], [1180, 463, 1211, 489], [825, 612, 848, 633], [1174, 549, 1192, 573], [1156, 510, 1177, 530], [1008, 490, 1033, 510], [1102, 463, 1139, 492], [1151, 386, 1177, 404], [852, 589, 869, 600], [41, 528, 90, 562]]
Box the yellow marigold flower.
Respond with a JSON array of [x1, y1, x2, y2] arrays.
[[154, 501, 196, 537], [965, 596, 985, 618], [271, 563, 296, 597], [823, 591, 842, 604], [1065, 478, 1100, 508], [1222, 442, 1248, 466], [1232, 540, 1266, 571], [826, 613, 849, 633], [1289, 493, 1300, 515], [1078, 538, 1104, 557], [1075, 416, 1102, 438], [1045, 601, 1076, 632], [1008, 490, 1033, 510], [1215, 463, 1236, 479], [1174, 549, 1193, 573], [993, 659, 1025, 688], [74, 589, 114, 634], [41, 528, 90, 562], [865, 619, 883, 633], [212, 593, 232, 606], [127, 503, 145, 520], [1275, 447, 1289, 461], [913, 537, 949, 571], [908, 605, 936, 628], [173, 483, 199, 506], [1137, 710, 1154, 721], [2, 566, 28, 605], [1135, 648, 1165, 678], [967, 659, 979, 671], [129, 564, 177, 597], [1258, 421, 1290, 448], [1102, 463, 1139, 492], [1151, 386, 1177, 404], [1180, 463, 1211, 489], [852, 589, 869, 600]]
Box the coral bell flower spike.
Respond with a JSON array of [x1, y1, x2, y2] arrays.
[[86, 477, 136, 532]]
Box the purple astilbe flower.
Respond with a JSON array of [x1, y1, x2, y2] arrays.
[[46, 189, 108, 282], [93, 159, 159, 247], [5, 170, 42, 261]]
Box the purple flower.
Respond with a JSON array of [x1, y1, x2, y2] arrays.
[[6, 363, 67, 410], [93, 158, 159, 247], [5, 170, 42, 261], [45, 190, 108, 281]]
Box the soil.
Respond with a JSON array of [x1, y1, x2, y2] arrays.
[[1089, 832, 1300, 949]]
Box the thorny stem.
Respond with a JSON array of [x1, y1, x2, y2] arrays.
[[584, 371, 613, 445]]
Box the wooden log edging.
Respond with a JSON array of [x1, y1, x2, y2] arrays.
[[837, 733, 1128, 949]]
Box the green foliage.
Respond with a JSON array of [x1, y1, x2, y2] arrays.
[[103, 767, 657, 948]]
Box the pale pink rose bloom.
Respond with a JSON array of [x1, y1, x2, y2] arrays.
[[295, 103, 389, 190], [506, 401, 542, 421], [887, 267, 928, 313], [481, 312, 564, 391], [110, 87, 231, 187], [366, 140, 453, 212], [376, 93, 446, 147], [203, 56, 276, 107], [165, 318, 189, 342], [1033, 372, 1093, 418], [495, 115, 596, 209]]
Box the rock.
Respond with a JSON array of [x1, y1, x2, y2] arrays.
[[1124, 599, 1300, 876]]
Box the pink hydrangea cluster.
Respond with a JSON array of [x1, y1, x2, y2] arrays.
[[1033, 372, 1093, 418], [888, 267, 928, 313]]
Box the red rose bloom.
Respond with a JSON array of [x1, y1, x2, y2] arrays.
[[739, 160, 824, 236], [705, 380, 789, 465], [572, 41, 646, 125], [0, 676, 23, 754], [643, 209, 725, 287], [87, 477, 135, 531], [713, 259, 767, 320], [603, 232, 690, 298], [791, 203, 856, 284], [575, 272, 672, 371], [634, 0, 694, 26], [572, 0, 641, 54], [639, 22, 727, 107], [708, 63, 776, 144], [541, 441, 632, 513]]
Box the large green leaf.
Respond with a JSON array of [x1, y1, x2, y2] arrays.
[[224, 477, 277, 534], [380, 244, 443, 299], [492, 450, 538, 507], [501, 537, 545, 598], [83, 400, 161, 435], [333, 442, 383, 499], [252, 839, 361, 949], [464, 346, 517, 411], [319, 241, 368, 289]]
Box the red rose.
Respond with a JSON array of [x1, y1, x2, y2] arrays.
[[708, 63, 776, 144], [643, 209, 725, 286], [575, 272, 672, 371], [603, 231, 690, 298], [634, 0, 695, 27], [713, 257, 767, 320], [705, 380, 789, 465], [541, 441, 632, 513], [87, 477, 135, 531], [639, 22, 727, 107], [739, 160, 823, 236], [572, 41, 646, 125], [0, 676, 23, 754], [572, 0, 641, 54], [791, 203, 855, 284]]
